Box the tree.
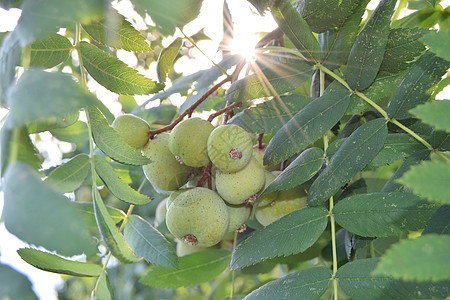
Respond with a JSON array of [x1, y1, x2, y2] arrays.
[[0, 0, 449, 299]]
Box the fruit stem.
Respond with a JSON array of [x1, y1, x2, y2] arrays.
[[196, 162, 213, 188], [257, 133, 264, 149], [208, 102, 242, 122], [149, 76, 231, 138]]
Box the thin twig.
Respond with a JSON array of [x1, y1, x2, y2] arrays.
[[208, 102, 242, 122], [197, 162, 213, 188], [257, 133, 264, 149]]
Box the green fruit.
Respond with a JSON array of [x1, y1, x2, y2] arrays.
[[166, 187, 229, 247], [252, 144, 281, 171], [258, 170, 279, 206], [112, 114, 150, 148], [227, 204, 251, 232], [176, 241, 213, 257], [142, 133, 192, 191], [207, 125, 253, 173], [293, 0, 362, 33], [255, 186, 307, 226], [169, 118, 215, 167], [215, 157, 265, 205], [166, 188, 192, 209], [154, 198, 168, 227]]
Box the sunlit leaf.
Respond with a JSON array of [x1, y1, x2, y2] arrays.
[[244, 267, 331, 300], [157, 38, 182, 83], [308, 118, 387, 206], [140, 250, 230, 288], [92, 188, 141, 263], [15, 0, 103, 46], [123, 215, 177, 268], [387, 51, 450, 120], [27, 110, 79, 134], [0, 264, 37, 300], [29, 33, 72, 68], [87, 106, 150, 165], [0, 31, 20, 107], [336, 258, 450, 299], [231, 207, 328, 270], [50, 120, 89, 144], [264, 82, 350, 165], [229, 94, 313, 134], [45, 154, 90, 193], [346, 0, 396, 91], [271, 0, 321, 63], [421, 30, 450, 61], [75, 201, 126, 229], [410, 100, 450, 132], [82, 11, 151, 52], [333, 192, 439, 237], [92, 273, 115, 300], [3, 162, 96, 256], [18, 248, 102, 277], [80, 41, 164, 95], [397, 160, 450, 204], [6, 69, 97, 129]]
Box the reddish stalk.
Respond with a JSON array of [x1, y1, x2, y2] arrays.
[[196, 162, 213, 188], [257, 133, 264, 149], [208, 102, 242, 122]]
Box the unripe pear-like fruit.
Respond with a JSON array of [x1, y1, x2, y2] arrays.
[[252, 144, 281, 171], [154, 198, 168, 227], [169, 118, 215, 167], [112, 114, 150, 148], [255, 186, 307, 226], [142, 133, 192, 191], [166, 188, 192, 209], [226, 204, 251, 233], [257, 170, 279, 206], [215, 157, 265, 205], [207, 125, 253, 173], [166, 187, 229, 247], [176, 241, 213, 257]]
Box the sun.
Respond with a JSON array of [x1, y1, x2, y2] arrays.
[[229, 31, 259, 61]]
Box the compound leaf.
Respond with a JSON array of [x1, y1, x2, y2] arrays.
[[421, 30, 450, 61], [45, 154, 90, 193], [29, 33, 72, 68], [123, 215, 177, 268], [157, 38, 182, 83], [410, 100, 450, 132], [17, 248, 102, 277], [333, 192, 439, 237], [80, 41, 164, 95], [231, 207, 328, 270]]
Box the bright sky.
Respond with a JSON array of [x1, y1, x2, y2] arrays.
[[0, 0, 449, 299]]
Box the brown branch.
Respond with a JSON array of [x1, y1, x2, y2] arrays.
[[208, 102, 242, 122], [149, 76, 231, 138], [197, 162, 213, 188], [257, 133, 264, 149]]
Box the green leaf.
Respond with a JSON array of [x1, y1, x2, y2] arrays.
[[387, 51, 450, 120], [422, 205, 450, 235], [87, 106, 150, 165], [157, 38, 182, 83], [92, 273, 115, 300], [17, 248, 102, 277], [0, 31, 20, 107], [1, 126, 42, 175], [346, 71, 405, 115], [271, 0, 321, 63], [6, 69, 97, 129], [397, 160, 450, 204], [50, 120, 89, 144], [225, 53, 313, 103], [430, 130, 450, 151], [264, 82, 351, 165], [229, 94, 313, 134], [231, 207, 328, 270], [195, 54, 240, 90], [261, 147, 323, 196], [123, 215, 177, 268], [308, 118, 387, 206], [82, 12, 151, 52], [327, 134, 427, 168], [92, 188, 141, 263], [374, 234, 450, 282], [243, 267, 332, 300], [421, 30, 450, 61], [410, 100, 450, 132], [15, 0, 103, 46], [333, 192, 439, 237], [27, 110, 79, 134], [131, 0, 202, 36], [0, 264, 37, 300], [379, 28, 428, 73], [75, 201, 126, 229], [346, 0, 396, 91], [3, 162, 96, 256], [80, 41, 164, 95], [29, 33, 72, 68], [336, 258, 450, 299], [45, 154, 90, 193], [140, 250, 231, 288], [381, 149, 431, 193], [318, 4, 365, 69], [94, 155, 151, 205]]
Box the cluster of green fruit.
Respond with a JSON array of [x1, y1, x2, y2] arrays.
[[112, 114, 307, 254]]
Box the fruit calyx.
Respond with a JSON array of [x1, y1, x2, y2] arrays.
[[229, 147, 242, 159], [245, 194, 258, 206], [183, 234, 198, 246]]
